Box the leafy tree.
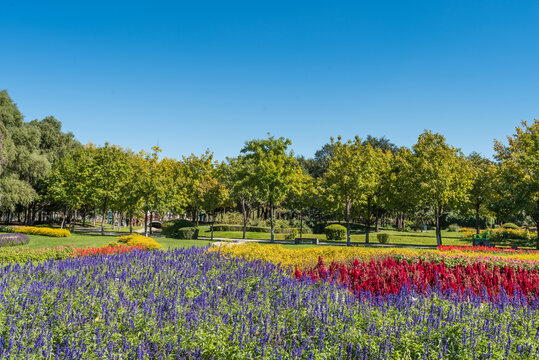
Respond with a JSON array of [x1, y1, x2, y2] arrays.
[[323, 136, 392, 245], [463, 152, 497, 234], [241, 135, 301, 243], [92, 144, 129, 235], [48, 146, 97, 229], [182, 150, 219, 227], [409, 131, 471, 246], [494, 120, 539, 248], [220, 157, 257, 239], [287, 171, 318, 239]]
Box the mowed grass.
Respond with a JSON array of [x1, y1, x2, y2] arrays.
[[1, 232, 214, 250], [199, 226, 470, 247]]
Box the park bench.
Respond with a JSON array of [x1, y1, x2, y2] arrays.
[[294, 237, 319, 245]]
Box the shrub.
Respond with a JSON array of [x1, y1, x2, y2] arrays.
[[0, 233, 30, 247], [285, 229, 298, 241], [487, 228, 530, 241], [174, 227, 199, 240], [502, 223, 520, 230], [377, 233, 390, 244], [117, 234, 162, 250], [162, 219, 196, 237], [9, 226, 70, 237], [0, 226, 14, 233], [324, 224, 347, 240], [447, 224, 461, 232]]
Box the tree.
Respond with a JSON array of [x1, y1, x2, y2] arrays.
[[182, 150, 219, 227], [410, 131, 471, 246], [286, 171, 317, 239], [220, 157, 257, 239], [92, 144, 129, 235], [463, 152, 497, 234], [323, 136, 392, 245], [241, 135, 301, 243], [494, 120, 539, 248], [48, 146, 97, 229]]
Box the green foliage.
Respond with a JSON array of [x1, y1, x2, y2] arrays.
[[487, 228, 530, 241], [324, 224, 347, 240], [0, 246, 75, 262], [211, 224, 303, 234], [376, 233, 390, 244], [240, 135, 302, 242], [494, 120, 539, 248], [408, 130, 472, 245], [285, 229, 298, 240], [502, 222, 520, 230], [162, 219, 196, 237], [173, 227, 199, 240], [447, 224, 461, 232]]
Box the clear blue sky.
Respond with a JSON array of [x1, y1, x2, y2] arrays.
[[1, 1, 538, 160]]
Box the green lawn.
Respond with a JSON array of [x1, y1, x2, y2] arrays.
[[199, 226, 470, 247], [2, 232, 214, 250]]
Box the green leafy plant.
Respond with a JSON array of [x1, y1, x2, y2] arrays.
[[324, 224, 347, 240], [377, 233, 390, 244], [162, 219, 196, 237], [174, 227, 199, 240]]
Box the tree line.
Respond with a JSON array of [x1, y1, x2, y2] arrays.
[[1, 90, 538, 247]]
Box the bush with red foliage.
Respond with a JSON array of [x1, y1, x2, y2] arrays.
[[296, 256, 539, 302]]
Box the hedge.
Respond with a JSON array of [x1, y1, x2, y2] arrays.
[[174, 227, 199, 240], [162, 219, 196, 238]]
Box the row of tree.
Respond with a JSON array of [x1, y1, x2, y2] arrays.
[[1, 90, 538, 247]]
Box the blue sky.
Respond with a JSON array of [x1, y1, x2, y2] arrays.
[[1, 1, 538, 160]]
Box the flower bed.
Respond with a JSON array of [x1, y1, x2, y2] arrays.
[[7, 226, 71, 237], [0, 233, 30, 247], [73, 243, 145, 257], [0, 248, 537, 359], [297, 257, 539, 302]]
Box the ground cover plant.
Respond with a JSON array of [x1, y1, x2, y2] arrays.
[[0, 247, 538, 359]]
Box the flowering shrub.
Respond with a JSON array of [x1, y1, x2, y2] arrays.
[[0, 233, 30, 247], [117, 234, 162, 250], [73, 244, 144, 257], [8, 226, 71, 237]]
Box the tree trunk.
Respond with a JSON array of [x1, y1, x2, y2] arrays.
[[61, 210, 67, 229], [149, 212, 153, 235], [270, 201, 275, 243], [129, 214, 133, 234], [241, 199, 247, 240], [435, 205, 442, 246], [71, 209, 77, 232], [475, 202, 481, 235], [118, 212, 122, 232], [100, 208, 106, 236], [299, 210, 303, 240], [375, 212, 379, 232], [346, 199, 351, 246], [144, 211, 148, 237]]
